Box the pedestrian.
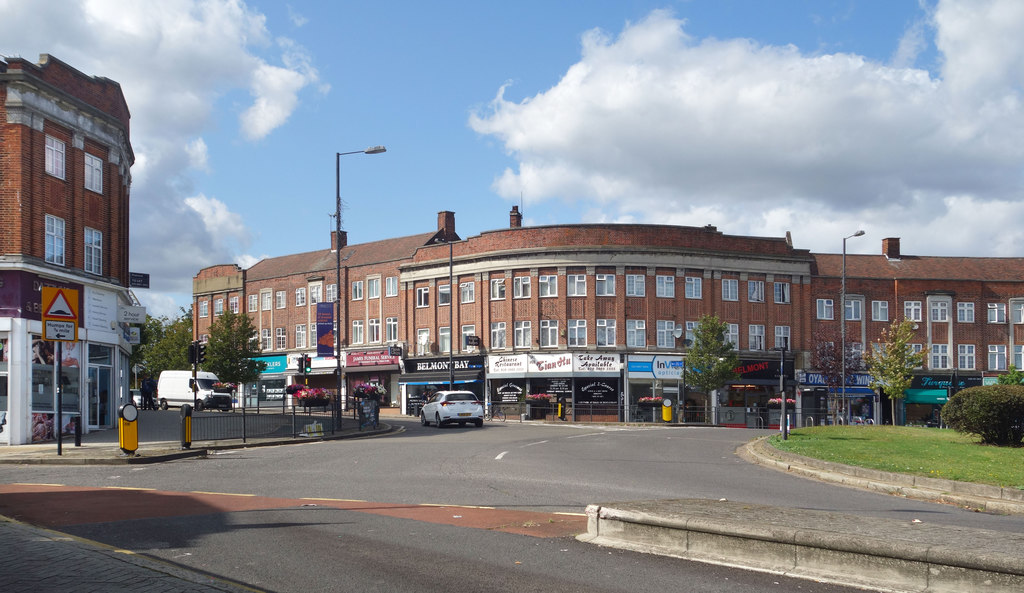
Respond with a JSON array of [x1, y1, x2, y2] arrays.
[[141, 375, 158, 410]]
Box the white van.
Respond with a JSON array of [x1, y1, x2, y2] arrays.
[[157, 370, 220, 411]]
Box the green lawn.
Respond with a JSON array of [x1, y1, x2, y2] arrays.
[[770, 425, 1024, 490]]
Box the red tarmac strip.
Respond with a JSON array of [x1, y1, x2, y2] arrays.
[[0, 483, 586, 538]]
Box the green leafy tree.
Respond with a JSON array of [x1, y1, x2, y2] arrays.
[[865, 318, 924, 426], [997, 365, 1024, 385], [205, 310, 267, 386], [686, 315, 741, 398], [142, 309, 194, 378]]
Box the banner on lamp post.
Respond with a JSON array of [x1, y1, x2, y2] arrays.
[[316, 302, 335, 358]]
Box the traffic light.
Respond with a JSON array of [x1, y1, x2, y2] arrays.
[[187, 341, 197, 365], [297, 354, 307, 376], [303, 354, 312, 374], [197, 342, 207, 365]]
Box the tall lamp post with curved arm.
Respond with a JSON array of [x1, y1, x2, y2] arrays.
[[841, 229, 865, 423], [335, 146, 386, 425]]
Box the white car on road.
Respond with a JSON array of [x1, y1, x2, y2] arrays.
[[421, 391, 484, 428]]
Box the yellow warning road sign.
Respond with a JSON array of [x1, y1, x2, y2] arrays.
[[42, 287, 79, 342]]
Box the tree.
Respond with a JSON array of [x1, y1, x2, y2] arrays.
[[205, 310, 267, 386], [141, 309, 194, 378], [685, 315, 741, 399], [997, 365, 1024, 385], [864, 318, 924, 426], [810, 324, 864, 424]]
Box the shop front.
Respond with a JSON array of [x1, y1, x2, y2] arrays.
[[798, 371, 876, 425], [399, 355, 485, 416], [249, 354, 288, 409], [719, 358, 793, 428], [626, 354, 709, 423], [345, 348, 400, 409], [486, 353, 620, 422], [903, 373, 981, 427]]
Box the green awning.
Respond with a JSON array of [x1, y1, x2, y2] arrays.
[[904, 389, 948, 405]]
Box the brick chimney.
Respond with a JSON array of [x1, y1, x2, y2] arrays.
[[437, 211, 456, 241], [882, 237, 901, 260], [510, 205, 523, 228], [331, 230, 347, 251]]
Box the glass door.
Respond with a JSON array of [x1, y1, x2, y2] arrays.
[[88, 344, 113, 427]]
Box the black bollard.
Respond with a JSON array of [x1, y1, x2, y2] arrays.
[[74, 416, 82, 447]]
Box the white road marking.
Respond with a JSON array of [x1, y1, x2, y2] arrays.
[[495, 451, 508, 460]]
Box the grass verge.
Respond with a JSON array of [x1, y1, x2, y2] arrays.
[[770, 425, 1024, 490]]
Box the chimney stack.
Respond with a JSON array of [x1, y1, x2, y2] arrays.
[[331, 230, 347, 251], [437, 211, 456, 241], [510, 205, 523, 228], [882, 237, 901, 260]]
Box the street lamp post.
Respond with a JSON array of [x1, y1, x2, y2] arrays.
[[840, 230, 865, 424], [335, 146, 386, 425], [773, 344, 788, 439], [448, 238, 454, 390], [672, 328, 691, 423]]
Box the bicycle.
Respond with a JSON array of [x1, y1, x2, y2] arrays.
[[484, 403, 506, 422]]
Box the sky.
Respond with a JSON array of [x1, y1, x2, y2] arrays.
[[3, 0, 1024, 319]]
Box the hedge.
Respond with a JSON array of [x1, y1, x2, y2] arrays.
[[941, 385, 1024, 446]]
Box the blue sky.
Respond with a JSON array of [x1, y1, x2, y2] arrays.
[[4, 1, 1024, 319]]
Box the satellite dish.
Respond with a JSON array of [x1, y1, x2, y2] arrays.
[[672, 327, 683, 339]]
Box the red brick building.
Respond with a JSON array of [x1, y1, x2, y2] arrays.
[[1, 55, 134, 444]]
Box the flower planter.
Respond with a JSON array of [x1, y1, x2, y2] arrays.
[[300, 397, 330, 409]]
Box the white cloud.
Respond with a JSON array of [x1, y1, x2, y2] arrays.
[[186, 138, 210, 172], [471, 2, 1024, 258]]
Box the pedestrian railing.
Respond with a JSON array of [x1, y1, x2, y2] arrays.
[[184, 406, 341, 446]]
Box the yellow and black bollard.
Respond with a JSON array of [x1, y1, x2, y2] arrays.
[[180, 403, 192, 449], [118, 402, 139, 456], [662, 398, 673, 423]]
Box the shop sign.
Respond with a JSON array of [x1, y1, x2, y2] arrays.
[[255, 355, 288, 375], [627, 355, 683, 379], [0, 271, 83, 321], [493, 379, 525, 403], [733, 358, 793, 381], [408, 356, 484, 373], [574, 378, 619, 404], [489, 354, 527, 374], [800, 372, 871, 387], [912, 374, 981, 390], [528, 353, 572, 374], [573, 353, 619, 374], [346, 349, 398, 367]]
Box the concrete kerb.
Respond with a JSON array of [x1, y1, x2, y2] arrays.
[[579, 499, 1024, 593], [739, 436, 1024, 516]]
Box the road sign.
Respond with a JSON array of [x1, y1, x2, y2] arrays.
[[118, 305, 146, 324], [42, 287, 79, 342], [129, 272, 150, 288]]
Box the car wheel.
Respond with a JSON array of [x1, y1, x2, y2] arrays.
[[458, 422, 466, 427], [420, 411, 429, 426], [435, 413, 443, 428], [474, 420, 483, 427], [194, 401, 204, 412], [160, 400, 168, 410]]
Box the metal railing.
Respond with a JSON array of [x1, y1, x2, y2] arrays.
[[186, 406, 341, 445]]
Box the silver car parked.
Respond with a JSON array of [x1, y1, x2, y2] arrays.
[[421, 390, 484, 428]]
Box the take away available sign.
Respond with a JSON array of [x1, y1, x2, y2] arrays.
[[42, 286, 79, 342]]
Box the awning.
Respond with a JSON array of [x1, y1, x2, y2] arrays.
[[399, 369, 483, 384], [904, 389, 948, 405]]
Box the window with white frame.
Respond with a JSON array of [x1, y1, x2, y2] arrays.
[[261, 291, 271, 311], [368, 318, 381, 343], [275, 291, 286, 309], [460, 281, 475, 303], [748, 281, 765, 303], [229, 296, 239, 313], [685, 277, 702, 299], [931, 344, 949, 369], [749, 325, 765, 350], [775, 326, 791, 349], [567, 274, 586, 296], [310, 284, 322, 304], [904, 300, 922, 322], [514, 321, 531, 348], [84, 153, 103, 193], [213, 298, 223, 316], [1015, 345, 1024, 370], [722, 279, 738, 302], [726, 323, 739, 349], [367, 278, 380, 299], [568, 319, 586, 347], [45, 215, 65, 265], [656, 275, 675, 298], [989, 303, 1006, 323], [295, 287, 306, 307], [351, 320, 364, 345], [386, 276, 398, 297], [656, 320, 676, 348], [539, 275, 557, 297], [295, 325, 306, 349], [351, 281, 364, 301], [957, 302, 974, 323], [248, 294, 258, 312], [416, 287, 429, 308], [685, 321, 697, 342], [513, 276, 531, 298], [386, 317, 398, 342], [540, 320, 558, 348], [439, 327, 451, 353], [774, 282, 791, 304], [989, 344, 1007, 370], [626, 274, 645, 297], [597, 319, 616, 347], [45, 136, 65, 178], [199, 300, 209, 318], [596, 274, 615, 296], [261, 328, 271, 350], [958, 344, 975, 370], [930, 301, 949, 322], [325, 283, 336, 303], [276, 327, 286, 350], [872, 301, 889, 322], [84, 227, 102, 274], [491, 322, 506, 349], [910, 344, 923, 367], [416, 329, 430, 355], [438, 284, 451, 306], [462, 325, 476, 350], [311, 322, 318, 345], [626, 320, 646, 348], [490, 278, 506, 300], [1012, 303, 1024, 324], [845, 299, 863, 321]]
